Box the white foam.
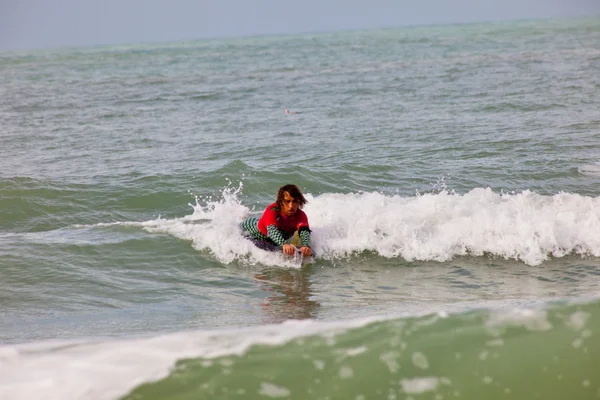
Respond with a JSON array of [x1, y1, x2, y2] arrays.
[[566, 311, 589, 331], [0, 300, 585, 400], [306, 188, 600, 266], [411, 352, 429, 369], [0, 317, 380, 400], [258, 382, 291, 398], [399, 376, 451, 394], [578, 162, 600, 177], [484, 308, 553, 334], [90, 186, 600, 266], [109, 183, 305, 268]]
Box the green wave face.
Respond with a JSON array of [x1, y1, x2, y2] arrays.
[[123, 300, 599, 400]]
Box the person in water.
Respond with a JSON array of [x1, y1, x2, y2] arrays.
[[240, 184, 313, 257]]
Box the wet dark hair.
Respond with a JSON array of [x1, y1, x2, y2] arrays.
[[276, 184, 307, 210]]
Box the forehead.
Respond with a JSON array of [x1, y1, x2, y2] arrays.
[[283, 191, 297, 201]]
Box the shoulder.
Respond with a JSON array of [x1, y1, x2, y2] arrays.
[[296, 209, 309, 222], [261, 203, 280, 218], [264, 203, 279, 213]]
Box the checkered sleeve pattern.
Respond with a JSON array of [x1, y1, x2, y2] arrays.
[[266, 225, 287, 246], [299, 229, 311, 248]]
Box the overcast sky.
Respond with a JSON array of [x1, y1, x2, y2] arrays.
[[1, 0, 599, 50]]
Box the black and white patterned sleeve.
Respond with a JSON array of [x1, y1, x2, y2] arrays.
[[298, 229, 311, 248], [266, 225, 287, 246]]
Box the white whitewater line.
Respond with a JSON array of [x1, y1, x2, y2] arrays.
[[0, 297, 592, 400], [72, 188, 600, 266], [0, 317, 386, 400]]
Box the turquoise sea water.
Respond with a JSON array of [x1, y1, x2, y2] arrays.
[[1, 15, 600, 399]]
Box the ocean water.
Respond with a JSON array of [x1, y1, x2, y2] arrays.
[[1, 15, 600, 400]]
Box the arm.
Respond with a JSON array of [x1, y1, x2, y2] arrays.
[[260, 206, 296, 255], [296, 212, 313, 256], [298, 227, 311, 248], [260, 206, 286, 246], [297, 228, 313, 256], [267, 225, 297, 255], [266, 225, 287, 246]]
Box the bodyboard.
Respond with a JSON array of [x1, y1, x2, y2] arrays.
[[247, 233, 314, 265]]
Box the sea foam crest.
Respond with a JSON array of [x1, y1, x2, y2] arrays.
[[306, 188, 600, 265], [137, 186, 600, 266], [578, 162, 600, 177], [138, 182, 304, 268]]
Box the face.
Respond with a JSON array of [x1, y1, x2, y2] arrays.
[[281, 191, 299, 216]]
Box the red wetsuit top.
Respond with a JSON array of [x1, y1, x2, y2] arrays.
[[257, 203, 310, 238]]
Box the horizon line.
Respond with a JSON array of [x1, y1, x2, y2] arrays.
[[1, 12, 598, 54]]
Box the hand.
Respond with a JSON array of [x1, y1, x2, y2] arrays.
[[282, 244, 296, 256], [299, 246, 312, 257]]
